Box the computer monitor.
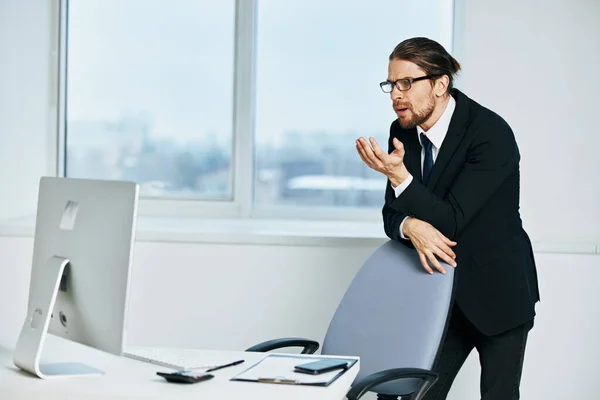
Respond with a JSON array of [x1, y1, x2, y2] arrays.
[[13, 176, 139, 379]]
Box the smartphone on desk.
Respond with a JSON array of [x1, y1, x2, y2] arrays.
[[294, 359, 349, 375]]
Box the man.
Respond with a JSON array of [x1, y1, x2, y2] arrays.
[[356, 37, 540, 400]]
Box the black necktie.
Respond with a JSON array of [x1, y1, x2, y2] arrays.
[[420, 133, 433, 185]]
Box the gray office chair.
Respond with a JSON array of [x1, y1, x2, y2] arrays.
[[246, 240, 456, 400]]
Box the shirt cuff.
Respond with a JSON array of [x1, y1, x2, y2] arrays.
[[392, 174, 413, 198], [399, 216, 410, 240]]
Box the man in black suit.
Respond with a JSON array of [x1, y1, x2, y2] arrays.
[[356, 37, 540, 400]]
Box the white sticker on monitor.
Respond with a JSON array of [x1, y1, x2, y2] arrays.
[[59, 200, 80, 230]]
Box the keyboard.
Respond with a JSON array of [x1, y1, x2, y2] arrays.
[[123, 346, 233, 370]]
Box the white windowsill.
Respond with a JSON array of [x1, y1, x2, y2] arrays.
[[0, 215, 598, 253], [0, 215, 389, 247], [134, 217, 389, 246]]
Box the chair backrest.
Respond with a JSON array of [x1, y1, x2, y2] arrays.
[[322, 240, 455, 396]]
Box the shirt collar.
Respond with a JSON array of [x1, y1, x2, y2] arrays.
[[417, 95, 456, 149]]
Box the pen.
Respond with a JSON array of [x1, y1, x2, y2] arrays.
[[205, 359, 245, 372], [258, 377, 298, 384]]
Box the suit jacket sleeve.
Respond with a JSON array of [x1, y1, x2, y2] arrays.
[[388, 114, 519, 240], [382, 131, 414, 248]]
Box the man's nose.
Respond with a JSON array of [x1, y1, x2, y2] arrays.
[[390, 85, 403, 100]]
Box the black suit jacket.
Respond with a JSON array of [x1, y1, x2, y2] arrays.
[[383, 88, 540, 336]]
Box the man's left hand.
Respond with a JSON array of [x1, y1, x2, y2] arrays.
[[356, 137, 409, 186], [403, 217, 457, 275]]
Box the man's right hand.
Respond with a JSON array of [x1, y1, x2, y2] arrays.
[[403, 217, 457, 275]]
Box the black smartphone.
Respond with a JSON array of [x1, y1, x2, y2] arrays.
[[156, 371, 214, 384], [294, 359, 349, 375]]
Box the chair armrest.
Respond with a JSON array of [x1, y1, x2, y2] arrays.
[[245, 337, 319, 354], [346, 368, 438, 400]]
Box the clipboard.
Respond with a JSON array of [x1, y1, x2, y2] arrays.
[[230, 354, 358, 387]]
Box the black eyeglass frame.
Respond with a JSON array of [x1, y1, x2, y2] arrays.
[[379, 74, 441, 93]]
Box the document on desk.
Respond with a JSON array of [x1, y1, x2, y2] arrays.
[[231, 354, 358, 386]]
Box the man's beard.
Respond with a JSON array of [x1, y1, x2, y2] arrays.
[[398, 95, 436, 129]]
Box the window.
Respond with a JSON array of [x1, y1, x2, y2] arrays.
[[64, 0, 235, 200], [254, 0, 453, 210], [61, 0, 453, 217]]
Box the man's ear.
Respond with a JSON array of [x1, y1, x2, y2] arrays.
[[435, 75, 450, 97]]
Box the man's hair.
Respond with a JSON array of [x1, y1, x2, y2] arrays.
[[389, 37, 461, 92]]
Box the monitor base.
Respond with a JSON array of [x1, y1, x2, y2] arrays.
[[13, 256, 104, 379]]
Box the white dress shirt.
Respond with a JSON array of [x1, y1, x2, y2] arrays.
[[392, 96, 456, 239]]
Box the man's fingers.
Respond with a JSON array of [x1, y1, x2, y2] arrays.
[[356, 140, 376, 168], [356, 143, 368, 162], [444, 237, 457, 246], [369, 138, 387, 160], [432, 235, 456, 260], [427, 252, 446, 274], [356, 143, 374, 168], [433, 246, 457, 268], [437, 231, 457, 246], [358, 138, 383, 168], [426, 251, 447, 275], [418, 250, 434, 275], [392, 137, 404, 151], [437, 240, 457, 261]]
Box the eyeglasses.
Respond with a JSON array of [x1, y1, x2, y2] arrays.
[[379, 75, 440, 93]]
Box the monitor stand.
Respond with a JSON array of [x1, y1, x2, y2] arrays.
[[13, 256, 104, 379]]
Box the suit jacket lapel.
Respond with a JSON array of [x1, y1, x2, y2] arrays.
[[427, 90, 469, 190]]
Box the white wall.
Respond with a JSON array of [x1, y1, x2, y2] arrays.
[[2, 0, 600, 399], [453, 0, 600, 246], [0, 0, 54, 220]]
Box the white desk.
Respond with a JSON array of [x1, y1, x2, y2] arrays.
[[0, 336, 359, 399]]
